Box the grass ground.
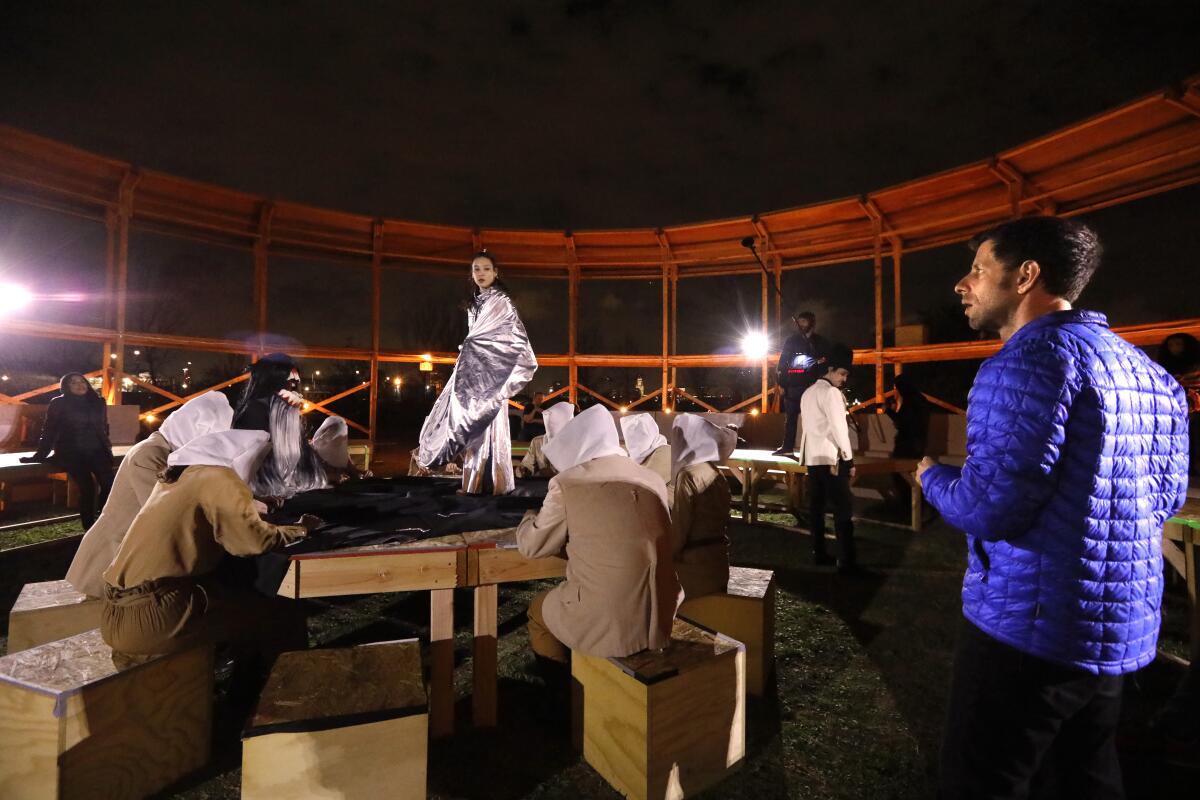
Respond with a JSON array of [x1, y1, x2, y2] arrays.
[[1, 497, 1195, 798]]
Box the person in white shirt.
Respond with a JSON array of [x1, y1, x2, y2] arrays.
[[798, 349, 858, 572]]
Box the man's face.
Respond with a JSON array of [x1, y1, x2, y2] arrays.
[[955, 240, 1018, 333], [826, 367, 849, 388], [534, 392, 546, 406], [65, 375, 89, 395], [472, 257, 497, 289], [795, 316, 814, 335]]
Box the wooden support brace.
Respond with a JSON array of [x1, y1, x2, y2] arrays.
[[472, 583, 498, 727]]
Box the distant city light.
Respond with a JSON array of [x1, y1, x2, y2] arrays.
[[741, 331, 770, 359], [620, 406, 628, 413], [181, 383, 188, 389], [1, 375, 8, 381], [133, 350, 141, 356], [145, 414, 156, 423], [110, 353, 117, 360], [315, 370, 321, 376], [750, 408, 760, 416], [0, 283, 33, 315], [393, 377, 401, 386]]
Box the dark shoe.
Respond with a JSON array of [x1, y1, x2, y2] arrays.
[[813, 552, 835, 566], [771, 447, 793, 457]]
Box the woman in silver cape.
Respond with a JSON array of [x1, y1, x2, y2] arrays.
[[416, 251, 537, 494]]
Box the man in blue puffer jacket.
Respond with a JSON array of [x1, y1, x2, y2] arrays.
[[917, 216, 1189, 799]]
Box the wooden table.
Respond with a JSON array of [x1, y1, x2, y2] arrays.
[[276, 526, 566, 737], [726, 449, 923, 531], [1164, 497, 1200, 662], [1, 447, 134, 513]]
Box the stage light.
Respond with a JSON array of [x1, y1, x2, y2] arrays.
[[741, 331, 769, 359], [620, 406, 628, 413], [1, 375, 8, 381], [144, 414, 156, 423], [0, 283, 33, 315], [750, 408, 760, 416], [393, 377, 401, 386]]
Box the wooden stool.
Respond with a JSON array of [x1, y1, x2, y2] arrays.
[[242, 639, 428, 799], [7, 580, 103, 655], [47, 472, 79, 509], [678, 566, 776, 696], [0, 629, 213, 799], [572, 618, 746, 800]]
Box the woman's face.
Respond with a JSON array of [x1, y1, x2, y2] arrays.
[[66, 375, 89, 396], [471, 256, 497, 289]]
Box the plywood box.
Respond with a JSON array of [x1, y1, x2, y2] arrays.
[[242, 639, 428, 800], [678, 567, 775, 696], [894, 324, 929, 347], [7, 580, 103, 655], [0, 629, 213, 800], [573, 618, 745, 800]]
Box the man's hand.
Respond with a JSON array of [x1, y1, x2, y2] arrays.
[[18, 456, 38, 464], [916, 457, 937, 487], [298, 514, 325, 533]]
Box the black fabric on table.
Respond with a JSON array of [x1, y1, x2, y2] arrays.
[[253, 476, 550, 595]]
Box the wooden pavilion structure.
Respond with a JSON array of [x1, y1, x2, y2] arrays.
[[2, 75, 1200, 440]]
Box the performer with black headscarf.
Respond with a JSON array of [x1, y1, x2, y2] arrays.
[[21, 373, 114, 529], [417, 251, 537, 494], [232, 353, 329, 498]]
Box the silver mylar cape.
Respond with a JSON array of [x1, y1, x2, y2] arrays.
[[416, 288, 537, 494]]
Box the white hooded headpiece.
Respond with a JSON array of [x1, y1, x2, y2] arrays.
[[543, 404, 626, 473], [620, 413, 668, 464], [167, 429, 271, 485], [670, 414, 738, 480], [541, 402, 575, 446], [310, 415, 350, 467], [160, 391, 234, 450]]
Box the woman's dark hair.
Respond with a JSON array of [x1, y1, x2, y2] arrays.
[[967, 216, 1101, 303], [59, 372, 104, 405], [235, 353, 296, 423], [469, 250, 511, 298], [1157, 333, 1200, 376], [893, 373, 921, 399]]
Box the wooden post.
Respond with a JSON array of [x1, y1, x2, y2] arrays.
[[773, 255, 783, 337], [760, 269, 769, 413], [102, 207, 117, 403], [892, 240, 903, 377], [873, 229, 884, 406], [661, 260, 669, 408], [566, 235, 579, 406], [253, 204, 273, 356], [429, 588, 454, 738], [670, 264, 678, 394], [107, 171, 136, 405], [472, 583, 498, 727], [369, 221, 383, 446]]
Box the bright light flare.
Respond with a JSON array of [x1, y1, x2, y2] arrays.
[[0, 283, 33, 315], [741, 331, 770, 359]]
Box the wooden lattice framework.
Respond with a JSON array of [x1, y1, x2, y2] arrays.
[[2, 76, 1200, 437]]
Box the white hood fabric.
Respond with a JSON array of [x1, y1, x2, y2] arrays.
[[620, 413, 668, 464], [160, 391, 234, 450], [670, 414, 738, 480], [543, 404, 626, 473], [541, 402, 575, 446], [310, 415, 350, 467], [167, 429, 271, 485]]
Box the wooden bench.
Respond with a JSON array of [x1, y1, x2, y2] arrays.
[[0, 629, 213, 799], [572, 618, 746, 800], [7, 580, 103, 655], [242, 639, 428, 799], [678, 566, 776, 696]]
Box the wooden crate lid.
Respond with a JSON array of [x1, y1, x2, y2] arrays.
[[727, 567, 774, 600], [1169, 497, 1200, 530], [610, 618, 743, 685], [11, 579, 95, 614], [244, 639, 426, 738], [0, 628, 162, 707]]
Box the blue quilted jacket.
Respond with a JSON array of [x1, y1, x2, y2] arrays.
[[922, 310, 1189, 675]]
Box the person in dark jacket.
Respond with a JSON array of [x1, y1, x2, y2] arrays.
[[774, 310, 828, 456], [884, 373, 930, 459], [20, 373, 114, 529], [917, 217, 1189, 798], [1156, 332, 1200, 478]]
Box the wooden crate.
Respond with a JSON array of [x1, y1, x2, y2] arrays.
[[572, 618, 745, 800], [242, 639, 428, 799], [678, 567, 776, 696], [7, 580, 103, 655], [0, 629, 213, 799]]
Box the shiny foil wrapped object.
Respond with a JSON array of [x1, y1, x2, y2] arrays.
[[416, 288, 537, 493]]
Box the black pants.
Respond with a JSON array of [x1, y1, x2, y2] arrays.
[[939, 618, 1125, 800], [780, 395, 801, 451], [60, 448, 115, 530], [807, 462, 855, 564]]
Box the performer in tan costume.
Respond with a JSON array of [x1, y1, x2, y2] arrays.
[[620, 412, 672, 484], [518, 402, 574, 478], [668, 414, 736, 599]]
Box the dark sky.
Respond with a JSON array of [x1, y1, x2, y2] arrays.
[[2, 1, 1199, 400]]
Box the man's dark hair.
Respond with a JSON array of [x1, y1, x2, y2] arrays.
[[794, 310, 816, 322], [968, 217, 1101, 303]]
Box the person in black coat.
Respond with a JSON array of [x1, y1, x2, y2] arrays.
[[885, 373, 931, 459], [20, 373, 114, 529], [774, 310, 829, 456]]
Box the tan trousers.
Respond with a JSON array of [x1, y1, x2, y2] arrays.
[[102, 573, 304, 658], [527, 589, 569, 665]]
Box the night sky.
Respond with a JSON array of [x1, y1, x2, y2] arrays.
[[2, 2, 1199, 404]]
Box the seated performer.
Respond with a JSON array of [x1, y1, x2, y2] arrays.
[[233, 352, 330, 498], [309, 415, 371, 482], [101, 429, 318, 657], [620, 412, 671, 484], [517, 402, 574, 478], [517, 404, 680, 678], [668, 414, 736, 598], [66, 391, 234, 598]]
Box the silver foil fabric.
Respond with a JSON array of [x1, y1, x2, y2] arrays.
[[416, 288, 537, 494]]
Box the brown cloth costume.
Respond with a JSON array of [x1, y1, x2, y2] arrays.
[[668, 414, 736, 599], [517, 406, 679, 664], [101, 432, 305, 656]]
